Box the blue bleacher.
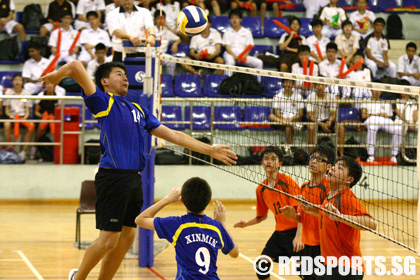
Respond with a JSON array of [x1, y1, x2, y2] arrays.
[[173, 43, 190, 57], [281, 0, 305, 11], [264, 17, 288, 38], [242, 17, 263, 38], [210, 16, 231, 34], [402, 0, 420, 13], [338, 0, 355, 9], [250, 45, 274, 57], [261, 76, 282, 98], [184, 106, 211, 130], [379, 0, 401, 12], [174, 74, 204, 97], [338, 107, 359, 123], [161, 105, 183, 130], [214, 106, 244, 130], [299, 18, 313, 38], [161, 74, 174, 97], [16, 12, 39, 34], [203, 74, 229, 97], [0, 71, 22, 89], [244, 106, 272, 130]]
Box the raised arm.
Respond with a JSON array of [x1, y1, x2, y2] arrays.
[[234, 215, 267, 228], [213, 201, 239, 258]]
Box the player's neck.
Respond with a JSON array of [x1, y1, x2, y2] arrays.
[[187, 210, 205, 215], [104, 87, 123, 96], [310, 173, 325, 186], [358, 9, 366, 14], [233, 25, 241, 32], [329, 185, 347, 196], [266, 171, 279, 185], [344, 32, 351, 39], [14, 88, 23, 94], [374, 31, 382, 39], [328, 58, 335, 64], [315, 33, 322, 40]]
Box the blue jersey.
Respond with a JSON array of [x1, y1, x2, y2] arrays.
[[83, 87, 161, 170], [154, 213, 235, 280]]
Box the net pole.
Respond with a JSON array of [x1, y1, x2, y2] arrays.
[[417, 97, 420, 256]]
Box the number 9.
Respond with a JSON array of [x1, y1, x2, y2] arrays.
[[195, 247, 210, 274]]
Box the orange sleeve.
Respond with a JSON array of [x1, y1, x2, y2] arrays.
[[256, 185, 269, 217], [342, 193, 372, 217]]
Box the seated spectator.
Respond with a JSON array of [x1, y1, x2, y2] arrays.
[[74, 0, 106, 31], [303, 0, 329, 19], [48, 11, 81, 66], [230, 0, 257, 17], [223, 10, 263, 76], [87, 43, 112, 79], [78, 11, 111, 67], [398, 42, 420, 86], [291, 45, 319, 98], [306, 19, 330, 63], [154, 0, 181, 34], [307, 83, 343, 154], [260, 0, 280, 31], [335, 20, 359, 65], [278, 17, 306, 72], [189, 17, 224, 75], [268, 79, 304, 146], [106, 0, 121, 14], [40, 0, 76, 37], [361, 89, 402, 163], [319, 42, 348, 97], [319, 0, 347, 39], [0, 0, 26, 42], [3, 74, 35, 159], [34, 82, 60, 143], [349, 0, 375, 41], [364, 18, 397, 78], [394, 85, 418, 133]]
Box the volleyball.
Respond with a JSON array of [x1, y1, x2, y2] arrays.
[[177, 6, 208, 36]]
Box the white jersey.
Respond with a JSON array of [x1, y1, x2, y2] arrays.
[[272, 89, 304, 119], [22, 57, 51, 81], [349, 10, 375, 37], [306, 35, 330, 59], [76, 0, 105, 15], [156, 25, 180, 54], [307, 92, 337, 121], [361, 99, 393, 117], [223, 27, 254, 55], [190, 28, 222, 55], [319, 5, 347, 26], [48, 27, 81, 56], [346, 68, 372, 109], [365, 34, 389, 60], [319, 59, 347, 78], [3, 89, 32, 117], [398, 54, 420, 75], [154, 2, 180, 29], [335, 33, 359, 54]]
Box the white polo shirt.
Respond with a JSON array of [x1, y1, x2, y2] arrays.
[[223, 27, 254, 55], [319, 6, 347, 26], [272, 89, 304, 119], [190, 28, 222, 55], [106, 3, 117, 14], [349, 10, 375, 37], [22, 57, 51, 81], [306, 35, 330, 59], [154, 2, 180, 29], [346, 68, 372, 107], [361, 99, 393, 117], [365, 34, 389, 60], [3, 89, 32, 117], [398, 54, 420, 75], [80, 27, 112, 55], [48, 27, 81, 56], [335, 33, 359, 54], [307, 92, 337, 121], [319, 59, 347, 78], [156, 25, 180, 54], [107, 5, 154, 53], [77, 0, 105, 16], [396, 98, 418, 123]]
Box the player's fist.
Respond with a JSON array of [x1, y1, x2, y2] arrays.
[[164, 187, 181, 203]]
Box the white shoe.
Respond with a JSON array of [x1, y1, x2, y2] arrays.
[[390, 156, 398, 163], [367, 156, 375, 162], [19, 150, 26, 159], [68, 269, 78, 280]]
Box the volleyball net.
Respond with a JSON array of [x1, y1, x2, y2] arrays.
[[156, 53, 419, 253]]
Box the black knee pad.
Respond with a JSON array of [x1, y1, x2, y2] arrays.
[[255, 258, 272, 280]]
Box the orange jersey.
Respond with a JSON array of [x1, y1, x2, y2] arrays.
[[298, 177, 330, 246], [319, 188, 372, 272], [256, 172, 301, 232]]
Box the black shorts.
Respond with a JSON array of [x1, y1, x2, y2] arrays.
[[298, 245, 321, 280], [261, 228, 298, 261], [316, 266, 364, 280], [95, 168, 143, 232]]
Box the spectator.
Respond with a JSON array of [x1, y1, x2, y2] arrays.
[[223, 10, 263, 76], [0, 0, 26, 42], [106, 0, 156, 62], [278, 17, 306, 72], [394, 81, 418, 133], [319, 0, 347, 39], [335, 20, 359, 65], [40, 0, 76, 37], [78, 11, 112, 67], [74, 0, 106, 31], [268, 79, 304, 146], [106, 0, 122, 14], [349, 0, 375, 41], [3, 74, 35, 159], [189, 17, 224, 75], [364, 18, 397, 78], [361, 89, 402, 163], [154, 0, 181, 33], [291, 45, 319, 98], [230, 0, 257, 17], [307, 83, 342, 154], [398, 42, 420, 86], [319, 42, 348, 97], [303, 0, 329, 19], [34, 82, 60, 142], [306, 18, 330, 63], [260, 0, 280, 32], [86, 43, 110, 79]]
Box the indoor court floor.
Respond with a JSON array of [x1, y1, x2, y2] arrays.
[[1, 201, 419, 279]]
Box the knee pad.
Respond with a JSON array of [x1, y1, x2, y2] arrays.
[[255, 258, 272, 280]]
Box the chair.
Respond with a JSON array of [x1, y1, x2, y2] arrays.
[[210, 16, 231, 34], [281, 0, 305, 11], [403, 0, 420, 13], [244, 106, 272, 130], [184, 106, 211, 130], [161, 105, 183, 130], [203, 74, 229, 97], [299, 18, 313, 38], [250, 45, 274, 57], [379, 0, 401, 12], [161, 74, 174, 97], [366, 0, 380, 12], [338, 0, 355, 8], [173, 43, 190, 57], [338, 107, 359, 123], [261, 76, 282, 98], [75, 180, 96, 249], [264, 17, 288, 38], [242, 17, 264, 38], [0, 71, 22, 89], [174, 74, 204, 97], [215, 106, 244, 130]]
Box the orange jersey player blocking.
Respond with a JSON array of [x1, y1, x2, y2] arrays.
[[234, 146, 303, 280], [281, 144, 336, 280]]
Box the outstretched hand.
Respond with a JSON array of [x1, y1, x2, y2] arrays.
[[209, 145, 238, 166], [233, 220, 247, 228], [213, 200, 226, 225]]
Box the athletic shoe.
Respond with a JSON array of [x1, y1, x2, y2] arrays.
[[367, 156, 375, 162], [68, 269, 78, 280], [390, 156, 398, 163]]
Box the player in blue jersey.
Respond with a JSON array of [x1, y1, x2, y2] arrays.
[[40, 60, 238, 280], [136, 177, 239, 279]]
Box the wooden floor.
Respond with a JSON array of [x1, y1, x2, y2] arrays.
[[0, 201, 419, 280]]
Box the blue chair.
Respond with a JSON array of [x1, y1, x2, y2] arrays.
[[338, 0, 355, 8], [210, 16, 231, 34], [203, 74, 229, 97], [66, 104, 95, 129], [173, 43, 190, 57], [261, 76, 282, 98], [367, 0, 380, 12], [174, 74, 204, 97], [242, 17, 263, 38], [161, 105, 183, 130], [215, 106, 244, 130], [282, 0, 305, 11], [379, 0, 401, 12], [161, 74, 174, 97], [264, 17, 288, 38], [244, 106, 272, 130], [250, 45, 274, 57], [184, 106, 211, 130], [299, 18, 313, 38], [403, 0, 420, 13], [0, 72, 22, 89], [338, 107, 359, 123]]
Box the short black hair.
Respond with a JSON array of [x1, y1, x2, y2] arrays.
[[406, 42, 417, 51], [27, 41, 41, 50], [336, 156, 363, 188], [298, 45, 311, 54], [181, 177, 212, 213], [94, 62, 128, 92], [313, 144, 336, 164], [61, 10, 73, 18], [326, 42, 338, 52], [311, 18, 323, 28], [12, 73, 23, 81], [86, 11, 98, 19], [353, 51, 364, 58], [261, 146, 283, 162], [95, 43, 106, 51], [289, 16, 301, 28], [154, 10, 166, 19], [374, 17, 386, 26], [341, 20, 353, 30], [229, 9, 242, 19]]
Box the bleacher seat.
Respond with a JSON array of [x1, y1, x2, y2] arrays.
[[0, 71, 22, 89], [161, 74, 174, 97], [214, 106, 244, 130], [264, 17, 288, 38], [250, 45, 274, 57], [379, 0, 401, 12], [203, 74, 229, 97], [244, 106, 272, 130], [338, 0, 355, 9], [66, 104, 95, 129], [299, 18, 313, 38], [261, 76, 282, 98], [367, 0, 380, 12], [281, 0, 305, 11], [173, 43, 190, 57], [403, 0, 420, 13], [242, 17, 263, 38], [184, 106, 211, 130], [210, 16, 231, 34], [338, 107, 359, 123], [161, 105, 183, 130], [174, 74, 204, 97]]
